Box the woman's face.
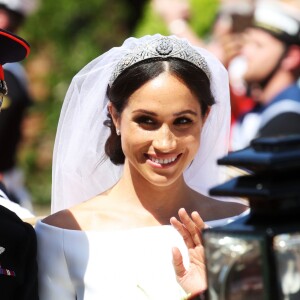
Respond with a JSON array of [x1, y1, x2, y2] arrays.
[[110, 72, 208, 187], [241, 28, 286, 84]]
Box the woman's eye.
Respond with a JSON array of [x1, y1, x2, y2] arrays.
[[135, 116, 155, 125], [174, 117, 192, 125]]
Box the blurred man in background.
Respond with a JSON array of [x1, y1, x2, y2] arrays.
[[0, 27, 38, 300], [0, 0, 38, 212], [152, 0, 256, 128], [231, 0, 300, 150]]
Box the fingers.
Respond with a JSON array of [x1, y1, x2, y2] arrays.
[[191, 211, 206, 229], [178, 208, 202, 246], [172, 247, 186, 278], [219, 33, 244, 67], [171, 208, 205, 248], [170, 216, 195, 248]]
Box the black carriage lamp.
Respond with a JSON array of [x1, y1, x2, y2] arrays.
[[202, 134, 300, 300]]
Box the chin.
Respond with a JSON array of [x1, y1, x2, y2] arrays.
[[243, 75, 253, 84], [145, 174, 178, 187], [243, 72, 263, 85]]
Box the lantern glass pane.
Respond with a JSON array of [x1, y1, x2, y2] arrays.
[[274, 233, 300, 300], [204, 232, 264, 300]]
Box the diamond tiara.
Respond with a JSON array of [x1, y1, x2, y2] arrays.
[[109, 36, 211, 86]]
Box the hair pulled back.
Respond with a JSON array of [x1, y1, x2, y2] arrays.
[[105, 58, 215, 165]]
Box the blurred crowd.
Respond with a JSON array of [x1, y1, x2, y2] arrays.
[[0, 0, 299, 218], [152, 0, 300, 151]]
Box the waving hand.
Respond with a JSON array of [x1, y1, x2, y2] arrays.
[[170, 208, 207, 298]]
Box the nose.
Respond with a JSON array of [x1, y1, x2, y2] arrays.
[[152, 124, 177, 152]]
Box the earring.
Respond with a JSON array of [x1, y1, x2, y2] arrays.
[[116, 129, 121, 136]]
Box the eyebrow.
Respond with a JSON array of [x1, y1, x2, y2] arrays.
[[132, 109, 198, 116]]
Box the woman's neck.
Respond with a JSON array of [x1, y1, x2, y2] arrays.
[[111, 162, 196, 224]]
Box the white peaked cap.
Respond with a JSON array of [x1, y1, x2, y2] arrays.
[[254, 0, 300, 45], [0, 0, 39, 16]]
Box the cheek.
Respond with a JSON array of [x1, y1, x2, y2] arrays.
[[120, 127, 150, 155], [246, 45, 265, 63], [189, 134, 201, 155], [255, 46, 279, 66], [183, 127, 202, 155]]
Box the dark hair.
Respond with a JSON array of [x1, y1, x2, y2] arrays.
[[105, 58, 215, 165]]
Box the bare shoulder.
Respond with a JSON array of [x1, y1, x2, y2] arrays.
[[41, 195, 104, 230], [41, 193, 124, 231], [224, 200, 248, 215], [209, 197, 248, 220], [193, 192, 248, 221], [42, 208, 82, 230]]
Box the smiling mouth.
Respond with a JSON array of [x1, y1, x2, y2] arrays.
[[146, 154, 181, 165]]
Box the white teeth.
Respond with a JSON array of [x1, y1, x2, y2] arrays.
[[149, 156, 177, 164]]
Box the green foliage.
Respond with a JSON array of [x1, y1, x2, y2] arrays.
[[134, 0, 219, 39], [24, 0, 130, 81], [134, 1, 169, 37], [20, 0, 132, 206]]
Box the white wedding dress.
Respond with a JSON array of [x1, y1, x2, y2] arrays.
[[35, 212, 248, 300], [36, 222, 189, 300]]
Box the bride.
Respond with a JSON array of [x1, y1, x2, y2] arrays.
[[35, 34, 247, 300]]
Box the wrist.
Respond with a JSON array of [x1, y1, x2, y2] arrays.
[[187, 289, 207, 300], [182, 290, 206, 300]]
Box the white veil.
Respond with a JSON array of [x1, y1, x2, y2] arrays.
[[51, 34, 231, 213]]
